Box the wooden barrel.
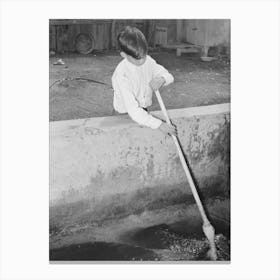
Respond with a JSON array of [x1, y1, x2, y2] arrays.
[[75, 33, 95, 54]]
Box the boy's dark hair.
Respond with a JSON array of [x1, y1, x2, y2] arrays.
[[117, 26, 148, 60]]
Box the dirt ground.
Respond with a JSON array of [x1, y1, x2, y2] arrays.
[[49, 50, 230, 122]]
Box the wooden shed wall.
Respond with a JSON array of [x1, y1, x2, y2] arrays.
[[50, 21, 112, 53], [177, 19, 230, 47], [49, 19, 230, 53], [49, 19, 149, 53]]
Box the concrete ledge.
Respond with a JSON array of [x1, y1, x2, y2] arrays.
[[50, 103, 230, 132], [50, 103, 230, 229]]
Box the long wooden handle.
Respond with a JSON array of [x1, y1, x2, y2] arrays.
[[155, 90, 210, 225]]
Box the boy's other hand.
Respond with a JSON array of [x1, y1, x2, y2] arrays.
[[159, 122, 177, 137], [150, 76, 165, 91]]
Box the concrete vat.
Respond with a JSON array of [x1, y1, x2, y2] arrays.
[[50, 103, 230, 250]]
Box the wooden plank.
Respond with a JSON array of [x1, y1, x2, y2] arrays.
[[167, 20, 177, 44], [92, 24, 97, 50], [164, 43, 198, 49], [49, 25, 56, 50], [103, 23, 110, 50], [146, 20, 156, 46], [110, 20, 116, 49], [96, 23, 101, 50], [176, 20, 184, 42], [49, 19, 112, 25], [176, 47, 200, 56], [89, 24, 96, 51], [56, 25, 63, 53], [55, 25, 70, 53], [62, 25, 69, 53], [67, 25, 76, 52], [98, 23, 105, 50], [101, 24, 106, 50]]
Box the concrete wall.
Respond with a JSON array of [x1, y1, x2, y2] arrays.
[[50, 104, 230, 229]]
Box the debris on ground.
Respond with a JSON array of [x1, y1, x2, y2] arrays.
[[154, 227, 230, 261], [53, 58, 65, 65]]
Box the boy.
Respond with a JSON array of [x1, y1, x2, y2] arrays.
[[112, 26, 177, 136]]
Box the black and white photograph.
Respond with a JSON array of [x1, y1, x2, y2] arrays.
[[49, 19, 231, 262], [1, 0, 280, 279]]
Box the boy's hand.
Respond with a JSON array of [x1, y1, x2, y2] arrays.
[[159, 122, 177, 137], [150, 76, 165, 91]]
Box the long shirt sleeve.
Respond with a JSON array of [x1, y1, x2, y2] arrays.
[[150, 57, 174, 86], [113, 73, 162, 129]]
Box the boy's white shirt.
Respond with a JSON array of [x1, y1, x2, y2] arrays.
[[112, 55, 174, 129]]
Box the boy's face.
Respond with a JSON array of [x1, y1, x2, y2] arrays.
[[120, 52, 146, 66]]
